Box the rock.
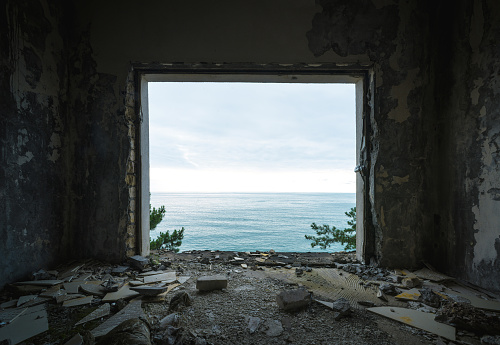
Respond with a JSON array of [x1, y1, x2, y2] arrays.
[[379, 283, 398, 296], [95, 317, 151, 345], [196, 275, 228, 291], [159, 313, 180, 328], [129, 256, 149, 271], [330, 298, 352, 320], [402, 277, 421, 288], [276, 289, 311, 311], [169, 291, 192, 312], [246, 316, 261, 334], [482, 335, 500, 345], [263, 319, 283, 337], [295, 268, 304, 276]]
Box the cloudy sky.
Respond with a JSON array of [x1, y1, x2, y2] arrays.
[[148, 82, 356, 193]]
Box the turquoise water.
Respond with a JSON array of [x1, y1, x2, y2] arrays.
[[150, 193, 356, 253]]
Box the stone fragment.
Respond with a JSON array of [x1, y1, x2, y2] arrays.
[[241, 264, 248, 269], [0, 300, 17, 309], [358, 301, 376, 307], [129, 255, 149, 271], [402, 277, 422, 288], [276, 289, 311, 311], [420, 287, 442, 308], [130, 285, 169, 296], [102, 284, 140, 302], [379, 283, 398, 296], [196, 275, 228, 291], [0, 304, 48, 345], [95, 317, 151, 345], [16, 295, 37, 307], [159, 313, 179, 328], [111, 266, 129, 274], [80, 282, 107, 297], [263, 319, 283, 337], [295, 268, 304, 276], [316, 298, 352, 320], [245, 316, 261, 334]]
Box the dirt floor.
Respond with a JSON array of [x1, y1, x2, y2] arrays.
[[1, 250, 499, 345]]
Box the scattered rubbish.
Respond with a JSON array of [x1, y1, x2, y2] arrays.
[[75, 303, 111, 326], [276, 289, 311, 311], [263, 319, 283, 337], [196, 276, 228, 291], [95, 317, 151, 345], [395, 288, 421, 301], [0, 304, 48, 345], [435, 302, 500, 335], [143, 272, 176, 284], [62, 296, 93, 307], [91, 298, 145, 338], [368, 306, 456, 341]]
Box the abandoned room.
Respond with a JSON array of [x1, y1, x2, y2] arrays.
[[1, 0, 500, 344]]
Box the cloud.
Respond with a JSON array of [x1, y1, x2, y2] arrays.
[[148, 82, 356, 192]]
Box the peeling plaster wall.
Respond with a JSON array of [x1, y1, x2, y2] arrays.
[[0, 0, 69, 289], [436, 0, 500, 292]]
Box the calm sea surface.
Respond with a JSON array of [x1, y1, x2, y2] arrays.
[[150, 193, 355, 253]]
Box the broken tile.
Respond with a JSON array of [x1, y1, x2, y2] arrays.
[[91, 298, 145, 338], [129, 280, 145, 286], [196, 275, 228, 291], [64, 333, 84, 345], [80, 281, 107, 297], [58, 264, 84, 280], [130, 285, 170, 296], [143, 272, 176, 284], [39, 285, 64, 299], [0, 304, 48, 345], [442, 287, 500, 311], [263, 319, 283, 337], [315, 298, 352, 320], [0, 307, 27, 324], [395, 288, 421, 301], [75, 303, 111, 326], [21, 296, 51, 308], [368, 306, 456, 341], [74, 272, 93, 281], [56, 293, 84, 304], [111, 266, 129, 274], [177, 276, 191, 284], [102, 284, 140, 302], [14, 279, 63, 286], [138, 270, 164, 277], [0, 300, 18, 309], [142, 284, 180, 302], [63, 281, 84, 294], [17, 295, 37, 307], [63, 296, 93, 307]]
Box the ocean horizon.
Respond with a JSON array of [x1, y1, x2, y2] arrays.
[[149, 192, 356, 253]]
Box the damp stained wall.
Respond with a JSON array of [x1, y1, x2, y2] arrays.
[[0, 0, 70, 287], [1, 0, 499, 293]]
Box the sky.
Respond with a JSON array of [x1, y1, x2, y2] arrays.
[[148, 82, 356, 193]]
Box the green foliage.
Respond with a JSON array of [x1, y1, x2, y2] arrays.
[[150, 204, 166, 230], [150, 227, 185, 252], [305, 207, 356, 251]]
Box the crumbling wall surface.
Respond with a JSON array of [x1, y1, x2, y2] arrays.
[[307, 0, 435, 268], [0, 0, 69, 289], [436, 0, 500, 292]]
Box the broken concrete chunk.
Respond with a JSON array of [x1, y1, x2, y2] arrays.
[[168, 291, 192, 311], [16, 295, 37, 307], [102, 284, 140, 302], [80, 282, 107, 297], [95, 317, 151, 345], [419, 287, 442, 308], [276, 289, 311, 311], [129, 256, 149, 271], [75, 303, 111, 326], [402, 277, 422, 288], [245, 316, 261, 334], [435, 302, 500, 335], [316, 298, 352, 320], [56, 293, 84, 304], [196, 275, 228, 291], [414, 268, 454, 283], [379, 283, 398, 296]]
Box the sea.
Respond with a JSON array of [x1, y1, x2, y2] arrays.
[[149, 193, 356, 253]]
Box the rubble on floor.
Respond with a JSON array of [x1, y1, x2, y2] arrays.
[[0, 250, 499, 344]]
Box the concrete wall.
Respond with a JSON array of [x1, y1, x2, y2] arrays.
[[434, 0, 500, 292], [0, 0, 70, 287], [1, 0, 499, 292]]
